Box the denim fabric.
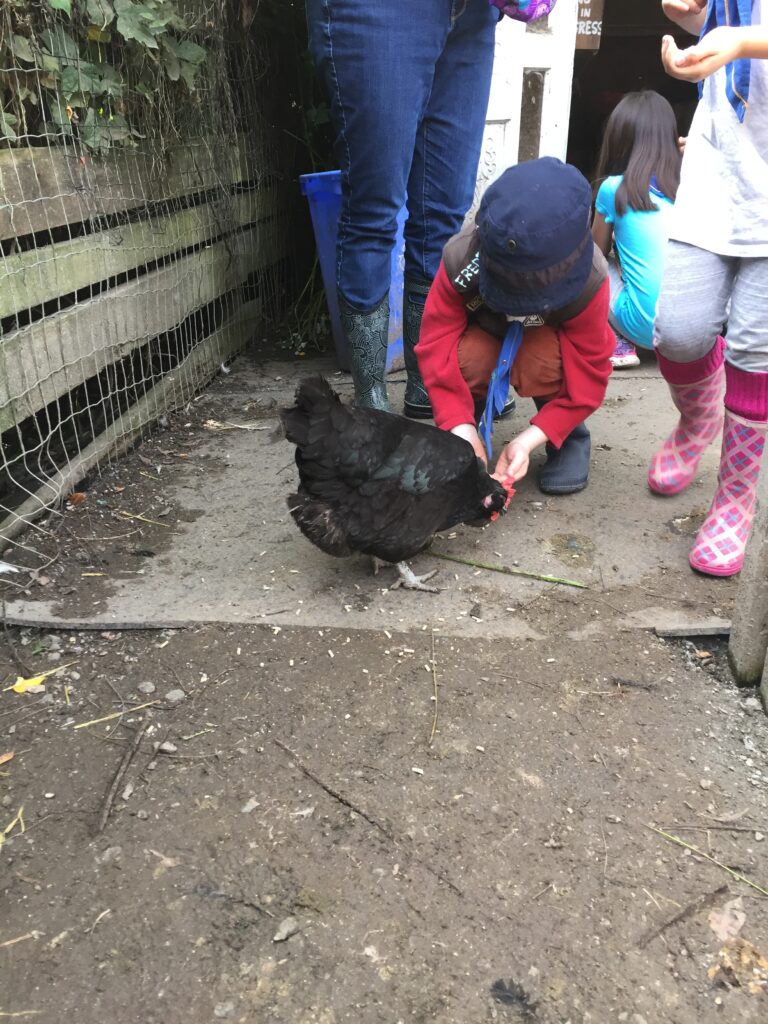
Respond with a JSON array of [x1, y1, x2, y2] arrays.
[[306, 0, 498, 311]]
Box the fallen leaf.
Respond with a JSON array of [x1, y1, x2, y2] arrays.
[[149, 849, 181, 868], [0, 751, 14, 767], [709, 897, 746, 943], [67, 492, 87, 505], [4, 661, 78, 694], [708, 937, 768, 993]]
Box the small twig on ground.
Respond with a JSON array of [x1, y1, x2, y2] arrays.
[[531, 882, 553, 900], [429, 628, 438, 746], [600, 817, 608, 892], [430, 550, 587, 589], [637, 882, 728, 947], [96, 722, 147, 833], [86, 909, 112, 935], [75, 701, 157, 731], [274, 738, 463, 897], [648, 825, 768, 896], [612, 677, 657, 692], [0, 931, 42, 949], [116, 511, 170, 528], [665, 823, 762, 834]]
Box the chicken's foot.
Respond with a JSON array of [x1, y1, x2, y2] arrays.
[[390, 562, 440, 594]]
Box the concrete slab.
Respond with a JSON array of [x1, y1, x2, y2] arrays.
[[4, 353, 736, 637]]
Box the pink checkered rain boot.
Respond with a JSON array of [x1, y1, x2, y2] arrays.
[[689, 410, 767, 576], [648, 340, 725, 495]]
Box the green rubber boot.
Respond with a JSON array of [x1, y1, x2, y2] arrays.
[[403, 276, 433, 420], [338, 293, 391, 412]]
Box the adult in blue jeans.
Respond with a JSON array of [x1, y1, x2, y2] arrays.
[[305, 0, 501, 415]]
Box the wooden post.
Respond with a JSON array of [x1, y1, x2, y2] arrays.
[[728, 462, 768, 688]]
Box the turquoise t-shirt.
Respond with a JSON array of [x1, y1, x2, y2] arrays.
[[595, 175, 674, 349]]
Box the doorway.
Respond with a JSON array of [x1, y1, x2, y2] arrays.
[[566, 0, 699, 183]]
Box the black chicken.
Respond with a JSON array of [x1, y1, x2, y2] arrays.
[[279, 376, 509, 591]]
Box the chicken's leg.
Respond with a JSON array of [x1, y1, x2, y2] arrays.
[[390, 562, 440, 593]]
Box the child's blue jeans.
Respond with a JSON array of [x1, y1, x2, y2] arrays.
[[305, 0, 499, 311]]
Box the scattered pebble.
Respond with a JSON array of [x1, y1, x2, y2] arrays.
[[699, 778, 713, 790], [411, 767, 424, 776], [164, 689, 185, 704], [138, 681, 156, 695], [214, 1002, 235, 1019], [157, 741, 178, 754], [272, 916, 299, 942], [241, 797, 260, 814]]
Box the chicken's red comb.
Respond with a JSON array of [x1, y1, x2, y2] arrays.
[[490, 479, 516, 521]]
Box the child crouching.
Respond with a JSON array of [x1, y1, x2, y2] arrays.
[[416, 156, 615, 494]]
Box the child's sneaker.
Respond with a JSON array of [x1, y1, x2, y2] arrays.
[[610, 337, 640, 369]]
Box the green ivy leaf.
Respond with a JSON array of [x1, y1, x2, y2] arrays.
[[159, 40, 180, 82], [39, 27, 80, 63], [86, 0, 116, 25], [178, 60, 201, 91], [0, 111, 18, 141], [10, 35, 37, 65], [115, 3, 161, 49], [61, 61, 122, 99], [48, 0, 73, 15], [47, 94, 72, 128], [171, 40, 206, 65]]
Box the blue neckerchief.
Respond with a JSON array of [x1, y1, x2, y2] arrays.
[[700, 0, 752, 122], [478, 320, 524, 460]]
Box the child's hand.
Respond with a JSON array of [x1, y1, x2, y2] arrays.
[[492, 425, 548, 485], [661, 0, 708, 34], [662, 28, 745, 82], [493, 438, 530, 484], [450, 423, 487, 465]]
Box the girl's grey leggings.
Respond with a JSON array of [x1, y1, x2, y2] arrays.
[[654, 240, 768, 372]]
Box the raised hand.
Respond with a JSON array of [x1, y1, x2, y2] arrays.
[[661, 0, 708, 35], [661, 27, 745, 82]]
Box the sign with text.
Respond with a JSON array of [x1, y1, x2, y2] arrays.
[[576, 0, 604, 50]]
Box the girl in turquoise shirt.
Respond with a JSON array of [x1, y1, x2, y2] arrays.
[[592, 91, 682, 367]]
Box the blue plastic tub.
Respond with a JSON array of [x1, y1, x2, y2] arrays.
[[300, 170, 405, 373]]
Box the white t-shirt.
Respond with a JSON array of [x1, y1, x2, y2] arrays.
[[670, 0, 768, 256]]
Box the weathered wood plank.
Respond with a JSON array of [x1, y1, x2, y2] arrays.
[[0, 298, 262, 542], [729, 465, 768, 687], [0, 185, 285, 320], [0, 218, 287, 434], [0, 137, 255, 239]]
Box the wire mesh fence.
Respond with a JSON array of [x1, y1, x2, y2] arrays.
[[0, 0, 306, 580]]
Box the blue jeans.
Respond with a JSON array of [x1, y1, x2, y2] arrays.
[[306, 0, 499, 311]]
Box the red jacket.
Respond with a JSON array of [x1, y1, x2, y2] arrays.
[[415, 261, 614, 449]]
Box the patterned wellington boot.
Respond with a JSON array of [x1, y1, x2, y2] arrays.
[[689, 410, 767, 576], [648, 341, 725, 495], [403, 276, 433, 419], [338, 293, 391, 411]]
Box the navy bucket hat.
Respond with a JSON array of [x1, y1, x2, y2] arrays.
[[476, 156, 593, 317]]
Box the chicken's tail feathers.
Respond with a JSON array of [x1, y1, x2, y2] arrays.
[[287, 492, 351, 557], [279, 375, 343, 447]]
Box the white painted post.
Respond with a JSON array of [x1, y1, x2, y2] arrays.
[[469, 3, 579, 219]]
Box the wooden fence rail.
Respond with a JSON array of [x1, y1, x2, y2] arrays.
[[0, 138, 292, 542]]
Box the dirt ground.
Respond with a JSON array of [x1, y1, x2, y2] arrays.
[[2, 354, 768, 1022]]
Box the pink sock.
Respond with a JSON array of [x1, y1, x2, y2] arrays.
[[725, 362, 768, 422], [655, 336, 725, 386]]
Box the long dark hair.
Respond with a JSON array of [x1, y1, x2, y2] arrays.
[[594, 91, 681, 216]]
